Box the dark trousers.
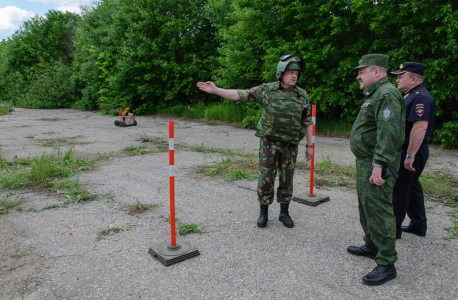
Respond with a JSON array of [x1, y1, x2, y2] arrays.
[[392, 144, 429, 234]]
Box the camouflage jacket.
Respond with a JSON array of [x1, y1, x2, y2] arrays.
[[237, 82, 312, 145], [350, 76, 405, 165]]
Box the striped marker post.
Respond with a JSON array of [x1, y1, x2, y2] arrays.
[[169, 120, 176, 247], [292, 105, 330, 207], [310, 105, 316, 196], [148, 120, 200, 266]]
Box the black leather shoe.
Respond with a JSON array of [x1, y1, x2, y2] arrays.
[[396, 231, 402, 239], [401, 224, 426, 237], [279, 203, 294, 228], [362, 265, 397, 286], [257, 204, 268, 228], [347, 243, 377, 259]]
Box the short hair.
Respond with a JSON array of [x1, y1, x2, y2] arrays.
[[369, 65, 387, 75], [408, 72, 424, 82]]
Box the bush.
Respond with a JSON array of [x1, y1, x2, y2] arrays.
[[242, 103, 262, 129], [433, 120, 458, 149], [13, 61, 78, 109]]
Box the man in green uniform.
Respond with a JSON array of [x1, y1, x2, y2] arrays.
[[347, 54, 405, 286], [197, 54, 314, 228]]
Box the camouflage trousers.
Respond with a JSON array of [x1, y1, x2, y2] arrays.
[[257, 138, 298, 205], [356, 157, 400, 266]]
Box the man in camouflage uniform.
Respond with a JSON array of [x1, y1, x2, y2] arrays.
[[347, 54, 405, 286], [197, 54, 314, 228]]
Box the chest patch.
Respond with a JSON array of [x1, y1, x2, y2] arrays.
[[415, 104, 425, 116], [362, 102, 371, 108], [380, 106, 393, 121]]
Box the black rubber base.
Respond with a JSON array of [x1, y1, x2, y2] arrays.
[[149, 238, 200, 266], [292, 192, 330, 207]]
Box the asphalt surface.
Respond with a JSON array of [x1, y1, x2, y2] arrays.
[[0, 108, 457, 299]]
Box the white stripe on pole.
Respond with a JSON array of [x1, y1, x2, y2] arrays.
[[169, 138, 174, 150], [169, 165, 174, 177], [312, 136, 316, 143], [312, 117, 316, 125]]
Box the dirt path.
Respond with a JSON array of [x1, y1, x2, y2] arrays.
[[1, 108, 457, 299]]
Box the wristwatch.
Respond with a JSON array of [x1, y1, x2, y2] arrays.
[[406, 154, 415, 159], [372, 163, 383, 168], [306, 144, 313, 148]]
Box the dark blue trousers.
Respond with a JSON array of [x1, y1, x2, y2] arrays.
[[392, 144, 429, 234]]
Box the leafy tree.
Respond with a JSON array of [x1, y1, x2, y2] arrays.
[[0, 10, 80, 107]]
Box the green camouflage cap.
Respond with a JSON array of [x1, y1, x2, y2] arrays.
[[353, 53, 389, 70]]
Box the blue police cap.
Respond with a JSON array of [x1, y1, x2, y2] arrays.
[[391, 62, 427, 76]]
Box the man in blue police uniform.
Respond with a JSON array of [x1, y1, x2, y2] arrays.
[[391, 62, 436, 239]]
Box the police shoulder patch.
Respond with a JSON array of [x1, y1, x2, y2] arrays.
[[415, 103, 425, 116], [380, 106, 393, 121]]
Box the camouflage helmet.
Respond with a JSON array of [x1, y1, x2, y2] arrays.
[[276, 54, 306, 80]]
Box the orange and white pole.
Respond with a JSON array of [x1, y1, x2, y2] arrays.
[[169, 120, 176, 247], [310, 105, 316, 196]]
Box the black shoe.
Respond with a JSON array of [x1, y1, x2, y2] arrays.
[[396, 231, 402, 240], [347, 243, 377, 259], [362, 265, 397, 286], [279, 203, 294, 228], [257, 204, 268, 228], [401, 224, 426, 237]]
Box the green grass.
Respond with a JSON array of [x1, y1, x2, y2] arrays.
[[203, 103, 245, 123], [177, 221, 202, 236], [201, 148, 259, 181], [0, 192, 23, 214], [0, 148, 92, 189], [420, 171, 458, 199], [311, 156, 357, 188], [0, 103, 13, 115], [445, 210, 458, 240], [315, 117, 352, 134]]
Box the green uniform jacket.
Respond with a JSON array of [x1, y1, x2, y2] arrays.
[[237, 82, 312, 145], [350, 77, 405, 166]]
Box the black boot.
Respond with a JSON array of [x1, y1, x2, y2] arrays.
[[279, 203, 294, 228], [362, 265, 397, 286], [257, 204, 268, 228], [347, 243, 377, 259]]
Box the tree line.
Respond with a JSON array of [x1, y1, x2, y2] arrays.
[[0, 0, 457, 147]]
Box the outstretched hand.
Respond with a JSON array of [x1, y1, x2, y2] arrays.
[[197, 81, 218, 94]]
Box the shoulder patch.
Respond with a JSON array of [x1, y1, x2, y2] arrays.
[[415, 103, 425, 116], [380, 105, 393, 121]]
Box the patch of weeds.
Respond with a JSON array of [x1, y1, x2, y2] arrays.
[[0, 102, 13, 115], [0, 192, 23, 214], [420, 170, 458, 199], [96, 224, 134, 242], [124, 145, 157, 156], [25, 135, 34, 139], [201, 149, 258, 181], [100, 194, 118, 209], [35, 177, 94, 212], [177, 221, 202, 236], [314, 156, 356, 188], [0, 148, 92, 190], [194, 143, 217, 153], [39, 136, 87, 148], [2, 264, 23, 273], [129, 201, 160, 215], [445, 210, 458, 240]]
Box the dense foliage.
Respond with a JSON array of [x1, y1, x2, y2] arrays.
[[0, 10, 80, 108], [0, 0, 457, 147]]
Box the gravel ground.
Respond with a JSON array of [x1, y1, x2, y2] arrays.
[[1, 108, 457, 299]]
